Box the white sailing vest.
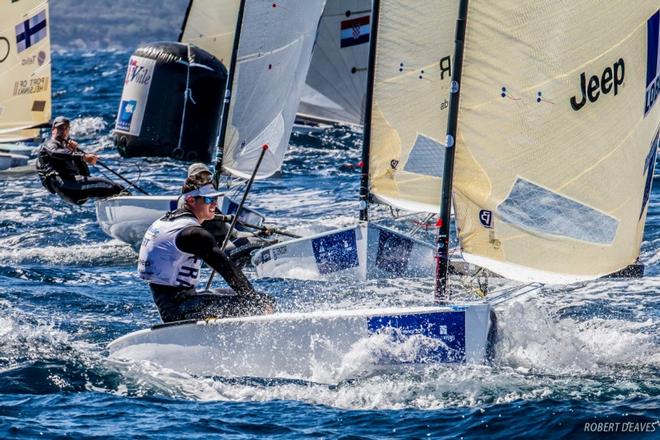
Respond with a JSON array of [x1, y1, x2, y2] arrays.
[[138, 215, 203, 287]]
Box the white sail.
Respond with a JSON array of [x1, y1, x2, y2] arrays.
[[367, 0, 457, 213], [178, 0, 240, 66], [451, 1, 660, 284], [297, 0, 371, 126], [221, 0, 328, 179], [0, 0, 51, 142]]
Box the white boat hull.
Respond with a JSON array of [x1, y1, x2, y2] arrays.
[[0, 143, 33, 157], [95, 195, 266, 249], [0, 145, 34, 175], [252, 223, 436, 280], [109, 304, 493, 382], [96, 195, 178, 249]]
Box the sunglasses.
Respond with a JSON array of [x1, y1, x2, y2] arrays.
[[197, 196, 217, 205]]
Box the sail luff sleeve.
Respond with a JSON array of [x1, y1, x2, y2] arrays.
[[359, 0, 381, 221], [435, 0, 469, 302]]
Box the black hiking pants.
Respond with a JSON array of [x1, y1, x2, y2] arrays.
[[149, 283, 275, 323], [49, 175, 124, 205]]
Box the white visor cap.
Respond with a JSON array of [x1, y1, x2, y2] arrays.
[[183, 184, 224, 199]]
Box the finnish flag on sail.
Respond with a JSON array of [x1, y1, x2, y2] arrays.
[[340, 16, 370, 48], [15, 9, 48, 53]]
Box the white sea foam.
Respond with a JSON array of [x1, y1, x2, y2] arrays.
[[497, 300, 659, 373], [0, 305, 95, 369], [0, 240, 134, 266], [70, 116, 107, 139]]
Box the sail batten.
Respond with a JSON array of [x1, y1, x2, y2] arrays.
[[451, 0, 660, 284], [0, 0, 51, 142]]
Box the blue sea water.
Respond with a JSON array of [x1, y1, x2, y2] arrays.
[[0, 50, 659, 439]]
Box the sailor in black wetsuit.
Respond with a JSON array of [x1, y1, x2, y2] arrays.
[[138, 180, 274, 323], [35, 116, 124, 205]]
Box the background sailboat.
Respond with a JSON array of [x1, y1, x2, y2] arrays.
[[0, 0, 52, 172], [252, 0, 459, 280], [296, 0, 371, 128]]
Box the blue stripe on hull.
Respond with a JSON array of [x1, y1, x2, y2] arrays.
[[367, 311, 466, 363], [312, 229, 359, 274]]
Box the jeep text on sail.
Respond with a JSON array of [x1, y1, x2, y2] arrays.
[[570, 58, 625, 111]]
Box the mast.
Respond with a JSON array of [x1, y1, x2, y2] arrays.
[[178, 0, 194, 42], [435, 0, 469, 302], [214, 0, 247, 187], [358, 0, 380, 222]]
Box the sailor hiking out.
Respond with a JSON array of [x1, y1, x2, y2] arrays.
[[138, 177, 274, 323], [35, 116, 125, 205]]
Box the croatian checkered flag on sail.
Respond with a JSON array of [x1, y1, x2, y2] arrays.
[[340, 16, 370, 48], [15, 9, 48, 53]]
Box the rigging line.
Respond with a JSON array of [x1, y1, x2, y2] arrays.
[[369, 206, 427, 223], [135, 160, 144, 183], [237, 35, 305, 63], [205, 144, 268, 289], [176, 43, 193, 153], [79, 147, 149, 195], [94, 160, 149, 195], [488, 283, 542, 306], [410, 213, 435, 236]]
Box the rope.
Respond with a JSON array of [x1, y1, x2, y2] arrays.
[[176, 43, 193, 153]]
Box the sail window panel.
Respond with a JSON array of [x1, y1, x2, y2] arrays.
[[497, 178, 619, 245], [402, 133, 445, 178]]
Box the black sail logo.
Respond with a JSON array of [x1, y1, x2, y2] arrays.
[[0, 37, 9, 63], [570, 58, 625, 111]]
